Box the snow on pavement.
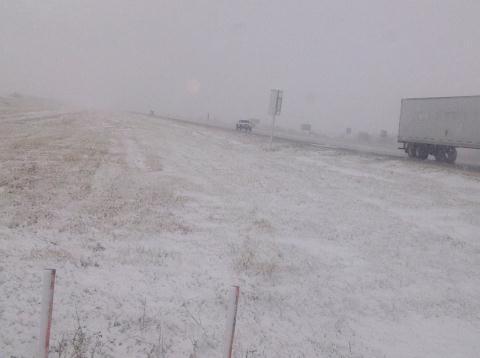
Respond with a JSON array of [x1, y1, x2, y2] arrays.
[[0, 110, 479, 357]]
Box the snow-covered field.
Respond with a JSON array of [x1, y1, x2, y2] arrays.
[[1, 104, 479, 357]]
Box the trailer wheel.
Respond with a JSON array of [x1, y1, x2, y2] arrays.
[[444, 147, 457, 164], [406, 143, 416, 158], [434, 147, 446, 162], [416, 145, 429, 160]]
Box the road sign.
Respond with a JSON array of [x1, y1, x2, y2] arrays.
[[269, 89, 283, 116]]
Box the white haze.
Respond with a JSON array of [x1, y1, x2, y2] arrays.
[[1, 0, 480, 134]]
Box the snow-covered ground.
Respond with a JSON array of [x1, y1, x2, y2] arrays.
[[1, 107, 479, 357]]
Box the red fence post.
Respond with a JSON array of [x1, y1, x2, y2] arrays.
[[224, 285, 240, 358], [38, 268, 56, 358]]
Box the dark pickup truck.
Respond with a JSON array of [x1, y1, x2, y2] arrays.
[[236, 119, 253, 132]]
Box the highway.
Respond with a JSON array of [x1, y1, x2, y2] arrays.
[[137, 111, 480, 173]]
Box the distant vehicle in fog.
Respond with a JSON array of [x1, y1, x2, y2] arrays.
[[301, 123, 312, 134], [398, 96, 480, 163], [236, 119, 252, 132]]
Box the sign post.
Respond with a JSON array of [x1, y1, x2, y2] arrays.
[[269, 89, 283, 149]]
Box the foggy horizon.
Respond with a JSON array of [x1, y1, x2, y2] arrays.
[[2, 2, 480, 356], [2, 1, 480, 134]]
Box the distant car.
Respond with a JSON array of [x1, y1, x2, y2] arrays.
[[236, 119, 252, 132]]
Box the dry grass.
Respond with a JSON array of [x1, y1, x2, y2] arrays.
[[117, 246, 175, 266], [252, 218, 274, 233], [27, 247, 76, 263], [51, 315, 106, 358], [232, 237, 281, 278]]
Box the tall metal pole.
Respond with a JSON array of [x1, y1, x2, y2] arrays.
[[269, 113, 276, 149], [270, 89, 280, 149]]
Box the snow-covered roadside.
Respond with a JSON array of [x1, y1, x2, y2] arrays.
[[1, 110, 479, 357]]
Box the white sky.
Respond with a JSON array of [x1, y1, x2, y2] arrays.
[[1, 0, 480, 133]]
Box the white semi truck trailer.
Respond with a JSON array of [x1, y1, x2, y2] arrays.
[[398, 96, 480, 163]]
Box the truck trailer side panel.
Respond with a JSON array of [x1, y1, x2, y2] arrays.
[[398, 96, 480, 149]]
